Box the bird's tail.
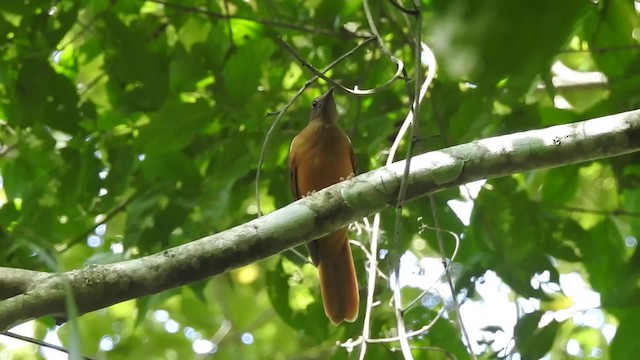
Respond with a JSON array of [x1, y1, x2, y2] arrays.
[[318, 236, 359, 325]]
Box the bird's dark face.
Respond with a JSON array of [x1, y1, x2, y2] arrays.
[[309, 88, 338, 123]]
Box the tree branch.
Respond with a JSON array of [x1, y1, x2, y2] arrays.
[[1, 109, 640, 331], [0, 268, 46, 300]]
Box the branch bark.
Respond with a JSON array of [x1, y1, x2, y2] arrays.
[[1, 109, 640, 331]]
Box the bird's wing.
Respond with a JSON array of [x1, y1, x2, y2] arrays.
[[348, 135, 358, 175], [288, 136, 300, 200]]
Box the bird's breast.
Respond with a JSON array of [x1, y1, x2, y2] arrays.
[[294, 124, 354, 196]]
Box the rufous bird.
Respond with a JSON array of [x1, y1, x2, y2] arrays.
[[288, 88, 359, 325]]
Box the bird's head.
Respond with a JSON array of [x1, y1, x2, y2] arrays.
[[309, 88, 338, 123]]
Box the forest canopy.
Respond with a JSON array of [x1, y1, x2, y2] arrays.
[[1, 0, 640, 359]]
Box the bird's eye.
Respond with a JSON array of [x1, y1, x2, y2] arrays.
[[311, 100, 318, 108]]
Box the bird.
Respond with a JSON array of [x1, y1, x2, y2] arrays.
[[288, 88, 359, 325]]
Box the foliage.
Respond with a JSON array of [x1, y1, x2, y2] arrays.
[[0, 0, 639, 359]]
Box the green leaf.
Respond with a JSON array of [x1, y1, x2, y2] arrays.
[[430, 0, 589, 91], [541, 166, 579, 205], [266, 258, 330, 341], [407, 309, 470, 360], [582, 0, 640, 78], [135, 99, 213, 153], [610, 307, 640, 360], [100, 13, 169, 112], [58, 143, 102, 208], [465, 177, 556, 299], [514, 311, 559, 360], [10, 58, 81, 133], [222, 37, 274, 105]]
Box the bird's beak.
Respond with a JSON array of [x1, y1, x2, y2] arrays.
[[326, 87, 334, 98]]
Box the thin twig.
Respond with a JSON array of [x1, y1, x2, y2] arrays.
[[59, 192, 139, 253], [369, 303, 445, 343], [149, 0, 369, 38], [358, 212, 381, 359], [386, 0, 419, 15], [349, 239, 388, 281], [223, 0, 235, 51], [288, 247, 313, 265], [358, 1, 428, 358], [547, 204, 640, 217], [403, 225, 460, 312], [194, 321, 232, 360], [341, 302, 445, 348], [386, 1, 423, 357], [363, 0, 402, 67], [391, 346, 457, 360], [78, 73, 107, 98], [560, 43, 640, 54], [0, 142, 18, 159], [29, 245, 84, 358], [276, 37, 403, 96], [386, 44, 434, 169], [429, 200, 477, 359], [0, 331, 96, 360]]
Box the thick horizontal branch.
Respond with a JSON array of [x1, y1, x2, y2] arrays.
[[1, 109, 640, 331], [0, 268, 47, 300]]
